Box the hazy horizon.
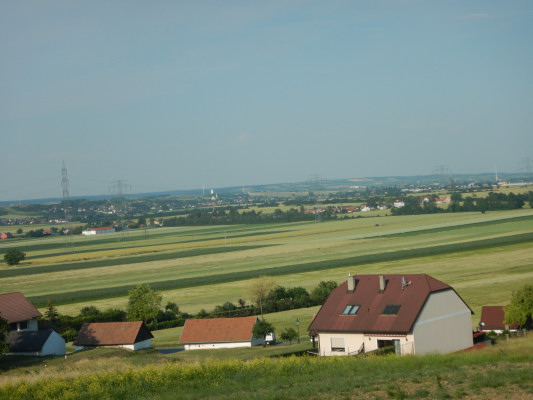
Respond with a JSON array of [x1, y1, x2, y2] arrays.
[[2, 1, 532, 201]]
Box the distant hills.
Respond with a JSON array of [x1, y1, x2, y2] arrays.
[[1, 172, 529, 206]]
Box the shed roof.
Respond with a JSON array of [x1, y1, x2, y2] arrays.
[[73, 321, 153, 346], [308, 274, 468, 335], [480, 306, 519, 330], [7, 329, 58, 352], [0, 292, 42, 324], [179, 316, 258, 344]]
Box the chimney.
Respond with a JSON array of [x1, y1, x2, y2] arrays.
[[347, 273, 355, 292], [379, 275, 386, 293]]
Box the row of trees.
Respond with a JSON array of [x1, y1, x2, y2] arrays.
[[391, 192, 531, 215], [41, 279, 339, 343]]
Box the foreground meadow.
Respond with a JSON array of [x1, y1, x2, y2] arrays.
[[1, 335, 532, 399]]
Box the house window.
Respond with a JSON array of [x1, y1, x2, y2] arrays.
[[342, 305, 360, 315], [330, 337, 345, 352], [382, 304, 401, 315], [19, 320, 27, 330]]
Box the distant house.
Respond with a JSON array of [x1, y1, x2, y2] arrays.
[[81, 226, 116, 236], [308, 274, 473, 356], [359, 204, 371, 212], [393, 200, 405, 208], [479, 306, 519, 333], [0, 232, 13, 239], [0, 292, 42, 332], [179, 316, 262, 350], [435, 197, 451, 205], [6, 329, 66, 356], [73, 321, 154, 351]]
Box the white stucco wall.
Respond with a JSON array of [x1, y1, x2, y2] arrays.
[[317, 332, 415, 356], [412, 290, 473, 354], [119, 339, 152, 351], [184, 337, 263, 351]]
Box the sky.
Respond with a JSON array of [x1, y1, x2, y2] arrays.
[[1, 1, 532, 201]]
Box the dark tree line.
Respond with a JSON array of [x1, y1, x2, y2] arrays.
[[392, 192, 531, 215], [163, 207, 319, 226]]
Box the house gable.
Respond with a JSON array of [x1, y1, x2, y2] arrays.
[[6, 329, 66, 356]]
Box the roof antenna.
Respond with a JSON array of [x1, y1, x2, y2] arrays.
[[402, 276, 411, 290]]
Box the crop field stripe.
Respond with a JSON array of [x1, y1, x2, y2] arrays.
[[27, 231, 533, 308], [375, 214, 533, 238], [12, 229, 289, 261], [4, 224, 287, 254], [0, 245, 272, 278]]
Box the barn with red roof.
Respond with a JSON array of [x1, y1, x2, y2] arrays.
[[308, 274, 473, 356], [179, 316, 262, 350]]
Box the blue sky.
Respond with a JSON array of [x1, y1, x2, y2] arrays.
[[1, 1, 532, 201]]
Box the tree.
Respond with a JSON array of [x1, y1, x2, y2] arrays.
[[247, 275, 276, 319], [280, 327, 298, 344], [253, 318, 274, 347], [505, 284, 533, 329], [44, 298, 59, 322], [127, 284, 162, 323], [0, 317, 9, 355], [4, 248, 25, 266], [310, 281, 338, 305]]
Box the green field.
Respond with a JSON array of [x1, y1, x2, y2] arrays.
[[1, 209, 533, 321]]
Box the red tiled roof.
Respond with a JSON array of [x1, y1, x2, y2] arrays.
[[480, 306, 519, 330], [308, 274, 464, 335], [73, 321, 153, 346], [179, 316, 258, 344], [0, 292, 42, 324], [90, 226, 114, 231]]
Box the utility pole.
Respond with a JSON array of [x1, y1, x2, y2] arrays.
[[61, 162, 73, 252]]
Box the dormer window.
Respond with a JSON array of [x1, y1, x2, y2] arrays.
[[342, 305, 360, 315], [382, 304, 401, 315]]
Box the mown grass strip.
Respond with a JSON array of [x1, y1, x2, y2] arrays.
[[0, 245, 272, 279], [28, 231, 533, 307], [6, 224, 287, 255], [7, 229, 289, 262], [374, 214, 533, 238]]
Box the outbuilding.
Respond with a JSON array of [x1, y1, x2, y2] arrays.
[[73, 321, 154, 351], [6, 329, 66, 356], [179, 316, 262, 350]]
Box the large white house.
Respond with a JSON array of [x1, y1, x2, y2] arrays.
[[179, 316, 262, 350], [308, 274, 474, 356], [81, 226, 116, 236]]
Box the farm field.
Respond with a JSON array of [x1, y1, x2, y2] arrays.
[[1, 209, 533, 321]]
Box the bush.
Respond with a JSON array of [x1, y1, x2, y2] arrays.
[[3, 248, 25, 265]]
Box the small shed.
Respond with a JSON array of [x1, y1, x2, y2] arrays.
[[479, 306, 519, 333], [6, 329, 66, 356], [73, 321, 154, 351], [179, 316, 262, 350]]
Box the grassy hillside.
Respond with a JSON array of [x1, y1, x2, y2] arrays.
[[1, 335, 532, 399]]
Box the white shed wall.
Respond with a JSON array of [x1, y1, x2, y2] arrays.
[[413, 290, 473, 354], [41, 331, 66, 356]]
